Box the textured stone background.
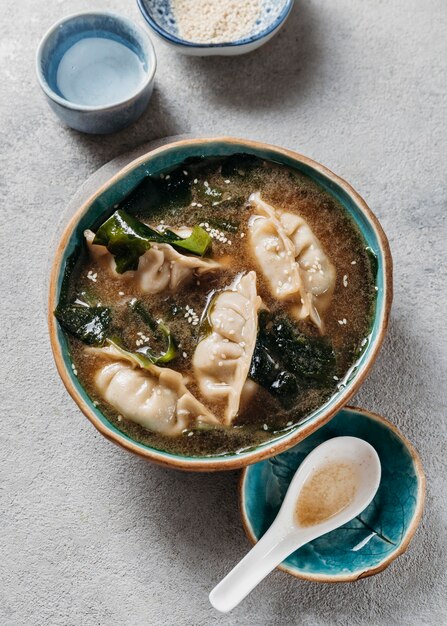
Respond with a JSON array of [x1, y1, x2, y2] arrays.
[[1, 1, 446, 624]]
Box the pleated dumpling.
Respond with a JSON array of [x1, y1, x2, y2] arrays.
[[192, 271, 261, 425], [248, 192, 336, 330], [91, 344, 219, 436], [84, 229, 220, 294]]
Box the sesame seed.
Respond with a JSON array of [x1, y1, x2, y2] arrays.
[[193, 178, 198, 184], [351, 260, 356, 265], [188, 431, 194, 437], [183, 170, 188, 176], [218, 361, 223, 367], [191, 202, 197, 207], [240, 233, 245, 238], [333, 376, 339, 380], [117, 415, 122, 422], [343, 274, 348, 287], [374, 286, 379, 291], [197, 203, 203, 208], [286, 421, 292, 426], [165, 174, 170, 180], [118, 291, 125, 296], [225, 179, 230, 184], [182, 352, 187, 358], [263, 424, 268, 431]]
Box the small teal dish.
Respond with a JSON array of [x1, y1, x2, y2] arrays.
[[36, 12, 157, 134], [240, 407, 425, 581], [48, 138, 392, 471], [137, 0, 294, 56]]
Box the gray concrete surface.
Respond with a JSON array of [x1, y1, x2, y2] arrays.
[[1, 1, 446, 624]]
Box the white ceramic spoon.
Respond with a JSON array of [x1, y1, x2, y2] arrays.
[[209, 436, 381, 613]]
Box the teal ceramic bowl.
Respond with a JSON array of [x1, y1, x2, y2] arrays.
[[48, 138, 392, 471], [240, 407, 425, 581]]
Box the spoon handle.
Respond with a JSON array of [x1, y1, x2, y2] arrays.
[[209, 524, 304, 613]]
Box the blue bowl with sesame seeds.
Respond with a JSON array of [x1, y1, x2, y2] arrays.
[[137, 0, 294, 56], [48, 137, 392, 472]]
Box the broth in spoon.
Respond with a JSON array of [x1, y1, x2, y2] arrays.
[[295, 461, 358, 527]]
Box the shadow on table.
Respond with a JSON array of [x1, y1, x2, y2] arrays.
[[64, 87, 184, 166], [175, 0, 323, 111]]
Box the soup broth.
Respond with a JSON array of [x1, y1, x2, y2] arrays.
[[295, 461, 358, 527], [57, 155, 377, 457]]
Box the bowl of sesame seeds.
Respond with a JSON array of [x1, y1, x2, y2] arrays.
[[48, 137, 392, 471], [137, 0, 294, 56]]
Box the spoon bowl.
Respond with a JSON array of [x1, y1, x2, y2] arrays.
[[209, 437, 381, 613]]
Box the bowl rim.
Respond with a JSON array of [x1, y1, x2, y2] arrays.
[[239, 405, 426, 582], [35, 10, 157, 112], [136, 0, 294, 49], [48, 137, 393, 471]]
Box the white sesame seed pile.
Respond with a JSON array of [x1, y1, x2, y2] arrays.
[[171, 0, 267, 44], [87, 270, 97, 282], [184, 305, 199, 326], [199, 222, 232, 245], [135, 331, 151, 347]]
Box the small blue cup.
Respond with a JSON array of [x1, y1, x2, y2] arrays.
[[36, 11, 157, 134]]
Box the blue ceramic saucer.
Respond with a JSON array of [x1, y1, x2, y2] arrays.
[[240, 406, 425, 582]]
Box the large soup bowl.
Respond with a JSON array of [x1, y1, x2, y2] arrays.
[[48, 138, 393, 471]]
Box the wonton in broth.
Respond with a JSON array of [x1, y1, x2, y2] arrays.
[[55, 155, 377, 457]]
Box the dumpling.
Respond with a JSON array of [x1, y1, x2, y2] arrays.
[[192, 271, 261, 425], [91, 344, 219, 436], [84, 229, 220, 294], [248, 192, 336, 330]]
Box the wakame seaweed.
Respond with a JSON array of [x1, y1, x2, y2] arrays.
[[365, 246, 379, 279], [220, 153, 260, 177], [119, 167, 192, 216], [249, 313, 336, 405], [129, 300, 177, 364], [93, 210, 212, 273], [54, 249, 112, 346], [55, 304, 112, 346]]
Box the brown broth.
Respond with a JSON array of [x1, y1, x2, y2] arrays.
[[295, 461, 358, 526], [64, 157, 377, 457]]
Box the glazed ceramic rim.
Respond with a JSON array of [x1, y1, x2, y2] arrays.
[[136, 0, 294, 49], [35, 11, 157, 112], [239, 406, 426, 582], [48, 137, 393, 471]]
